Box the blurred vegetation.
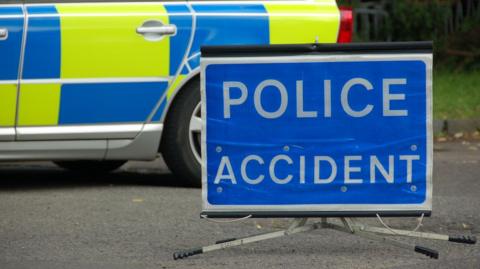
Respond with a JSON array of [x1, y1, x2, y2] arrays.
[[434, 69, 480, 119], [388, 0, 479, 72], [340, 0, 480, 119], [341, 0, 480, 72]]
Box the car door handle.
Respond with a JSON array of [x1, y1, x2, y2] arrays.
[[136, 25, 176, 35], [0, 28, 8, 40], [136, 20, 176, 41]]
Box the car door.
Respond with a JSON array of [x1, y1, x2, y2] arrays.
[[0, 2, 24, 141], [17, 1, 192, 141]]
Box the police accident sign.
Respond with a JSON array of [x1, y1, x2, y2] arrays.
[[201, 43, 433, 216]]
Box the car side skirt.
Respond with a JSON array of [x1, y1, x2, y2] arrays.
[[0, 123, 162, 161]]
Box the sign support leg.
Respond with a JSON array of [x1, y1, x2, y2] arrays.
[[173, 218, 315, 260], [330, 218, 439, 259], [173, 217, 476, 260], [349, 218, 476, 243]]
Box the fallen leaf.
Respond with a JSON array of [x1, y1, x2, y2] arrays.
[[437, 137, 447, 142]]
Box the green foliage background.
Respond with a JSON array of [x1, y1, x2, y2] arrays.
[[342, 0, 480, 71], [339, 0, 480, 119]]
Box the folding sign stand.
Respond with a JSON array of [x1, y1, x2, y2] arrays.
[[175, 42, 477, 261], [173, 217, 476, 260]]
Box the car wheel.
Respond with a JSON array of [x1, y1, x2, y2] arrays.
[[54, 160, 127, 173], [161, 78, 202, 187]]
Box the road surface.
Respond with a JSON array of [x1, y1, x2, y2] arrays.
[[0, 141, 479, 268]]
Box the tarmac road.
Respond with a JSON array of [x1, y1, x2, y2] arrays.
[[0, 141, 479, 269]]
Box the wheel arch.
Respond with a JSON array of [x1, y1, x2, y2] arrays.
[[158, 69, 200, 151]]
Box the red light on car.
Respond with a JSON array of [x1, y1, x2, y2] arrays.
[[337, 6, 353, 43]]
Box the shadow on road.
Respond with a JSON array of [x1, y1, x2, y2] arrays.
[[0, 162, 195, 191]]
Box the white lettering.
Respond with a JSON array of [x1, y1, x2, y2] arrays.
[[269, 154, 293, 184], [314, 156, 337, 184], [341, 78, 374, 117], [222, 78, 411, 120], [344, 155, 363, 184], [214, 156, 237, 184], [216, 154, 422, 185], [299, 155, 305, 184], [240, 155, 265, 184], [370, 155, 394, 183], [254, 79, 288, 119], [383, 78, 408, 116], [324, 80, 332, 117], [296, 80, 317, 118], [223, 81, 248, 118], [399, 155, 420, 183]]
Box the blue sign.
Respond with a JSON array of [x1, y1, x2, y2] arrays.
[[201, 53, 432, 214]]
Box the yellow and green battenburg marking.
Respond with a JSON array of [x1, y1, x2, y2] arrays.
[[0, 84, 17, 127], [264, 1, 340, 44], [18, 84, 61, 126], [57, 4, 170, 79], [18, 3, 171, 126], [165, 0, 340, 99], [14, 1, 339, 126]]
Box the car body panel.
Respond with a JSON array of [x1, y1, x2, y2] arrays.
[[0, 0, 341, 160], [162, 0, 340, 113], [57, 3, 170, 78], [18, 4, 174, 130], [0, 5, 24, 141], [264, 2, 340, 44], [0, 84, 18, 135], [0, 6, 24, 82]]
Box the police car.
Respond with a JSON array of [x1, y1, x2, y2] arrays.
[[0, 0, 352, 186]]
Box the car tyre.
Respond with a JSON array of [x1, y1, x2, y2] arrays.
[[161, 78, 202, 187]]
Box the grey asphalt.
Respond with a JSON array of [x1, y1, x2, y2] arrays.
[[0, 141, 479, 269]]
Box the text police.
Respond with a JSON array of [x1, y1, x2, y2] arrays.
[[223, 78, 409, 119]]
